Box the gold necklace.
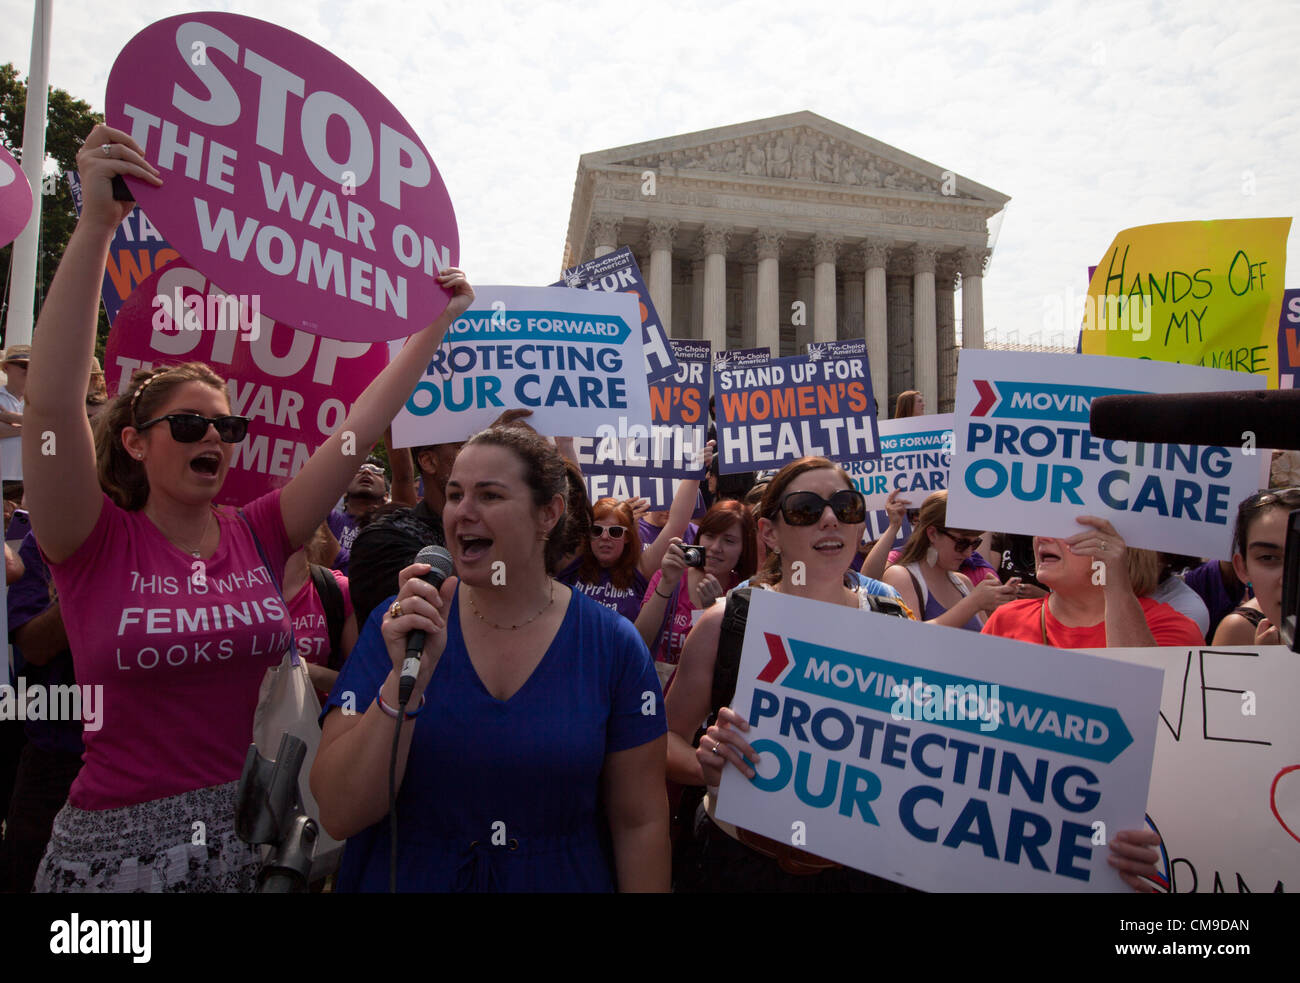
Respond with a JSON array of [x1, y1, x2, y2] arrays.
[[467, 581, 554, 630]]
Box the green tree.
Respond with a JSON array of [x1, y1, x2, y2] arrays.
[[0, 62, 109, 358]]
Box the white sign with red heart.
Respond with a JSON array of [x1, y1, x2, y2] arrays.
[[1098, 643, 1300, 893]]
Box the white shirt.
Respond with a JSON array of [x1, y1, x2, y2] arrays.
[[0, 385, 23, 481]]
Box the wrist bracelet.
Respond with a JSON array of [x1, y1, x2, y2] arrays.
[[377, 687, 426, 719], [655, 586, 673, 599]]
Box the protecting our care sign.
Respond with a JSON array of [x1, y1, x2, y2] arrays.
[[105, 12, 459, 343]]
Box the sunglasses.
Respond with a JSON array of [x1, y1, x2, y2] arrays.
[[136, 413, 249, 443], [940, 529, 983, 552], [591, 524, 627, 540], [779, 489, 867, 526], [1242, 487, 1300, 510], [358, 463, 386, 476]]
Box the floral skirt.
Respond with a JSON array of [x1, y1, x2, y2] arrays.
[[34, 781, 261, 893]]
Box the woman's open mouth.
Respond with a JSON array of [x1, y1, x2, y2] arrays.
[[190, 452, 221, 476], [458, 535, 493, 561]]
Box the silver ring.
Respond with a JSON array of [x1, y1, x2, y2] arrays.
[[1100, 544, 1107, 552], [710, 742, 721, 756], [100, 143, 112, 158]]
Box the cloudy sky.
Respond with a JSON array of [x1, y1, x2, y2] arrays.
[[3, 0, 1297, 346]]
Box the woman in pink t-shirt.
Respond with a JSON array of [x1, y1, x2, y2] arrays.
[[634, 499, 757, 690], [284, 523, 358, 702], [23, 124, 474, 893]]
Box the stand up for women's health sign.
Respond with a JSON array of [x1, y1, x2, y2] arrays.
[[106, 13, 458, 342], [1280, 288, 1300, 389], [1096, 644, 1299, 893], [554, 247, 678, 385], [713, 353, 879, 474], [0, 143, 33, 248], [106, 260, 393, 506], [715, 590, 1163, 891], [946, 349, 1267, 560], [572, 340, 710, 508], [389, 285, 649, 446]]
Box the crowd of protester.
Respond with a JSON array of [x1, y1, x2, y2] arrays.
[[0, 123, 1294, 894]]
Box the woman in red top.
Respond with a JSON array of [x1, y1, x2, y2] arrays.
[[981, 516, 1204, 649]]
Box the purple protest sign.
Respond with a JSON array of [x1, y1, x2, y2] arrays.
[[66, 170, 181, 324], [106, 13, 458, 343], [1280, 288, 1300, 389], [573, 339, 710, 507], [106, 259, 394, 507], [0, 143, 33, 248], [554, 247, 678, 384], [714, 352, 880, 474]]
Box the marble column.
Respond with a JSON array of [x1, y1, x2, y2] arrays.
[[691, 255, 705, 341], [793, 246, 815, 354], [911, 244, 939, 411], [840, 252, 864, 344], [591, 217, 621, 258], [936, 256, 959, 413], [754, 230, 784, 355], [700, 225, 731, 354], [644, 221, 676, 336], [811, 235, 840, 346], [886, 268, 913, 416], [739, 245, 759, 350], [862, 240, 890, 416], [960, 247, 990, 349]]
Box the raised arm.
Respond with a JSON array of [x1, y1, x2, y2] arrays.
[[664, 603, 724, 785], [24, 126, 163, 562], [386, 427, 418, 507], [279, 274, 473, 550], [638, 458, 710, 578], [861, 489, 908, 581]]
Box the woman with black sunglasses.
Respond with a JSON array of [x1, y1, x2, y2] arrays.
[[666, 456, 915, 890], [560, 455, 709, 624], [882, 490, 1022, 630], [22, 125, 473, 892]]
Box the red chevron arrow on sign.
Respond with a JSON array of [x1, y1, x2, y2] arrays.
[[972, 379, 998, 416], [758, 633, 789, 682]]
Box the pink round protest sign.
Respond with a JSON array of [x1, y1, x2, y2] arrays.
[[106, 258, 395, 507], [0, 143, 34, 248], [105, 12, 458, 343]]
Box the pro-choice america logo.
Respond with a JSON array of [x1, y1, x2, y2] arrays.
[[970, 380, 1143, 423], [756, 633, 1134, 763]]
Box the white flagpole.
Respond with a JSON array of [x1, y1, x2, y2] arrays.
[[4, 0, 54, 349]]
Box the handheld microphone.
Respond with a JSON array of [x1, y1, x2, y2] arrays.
[[398, 545, 455, 706]]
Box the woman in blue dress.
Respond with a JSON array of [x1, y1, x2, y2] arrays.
[[312, 424, 670, 891]]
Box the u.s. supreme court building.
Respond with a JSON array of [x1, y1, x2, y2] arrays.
[[562, 112, 1009, 415]]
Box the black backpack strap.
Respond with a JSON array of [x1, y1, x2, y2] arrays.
[[309, 563, 346, 670], [708, 587, 752, 726]]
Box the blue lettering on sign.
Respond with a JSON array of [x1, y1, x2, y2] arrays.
[[988, 381, 1141, 423], [444, 309, 633, 345], [773, 639, 1133, 762]]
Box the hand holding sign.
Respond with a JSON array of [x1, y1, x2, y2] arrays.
[[73, 125, 163, 234], [699, 706, 757, 784]]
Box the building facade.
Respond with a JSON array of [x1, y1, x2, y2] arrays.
[[562, 112, 1009, 414]]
